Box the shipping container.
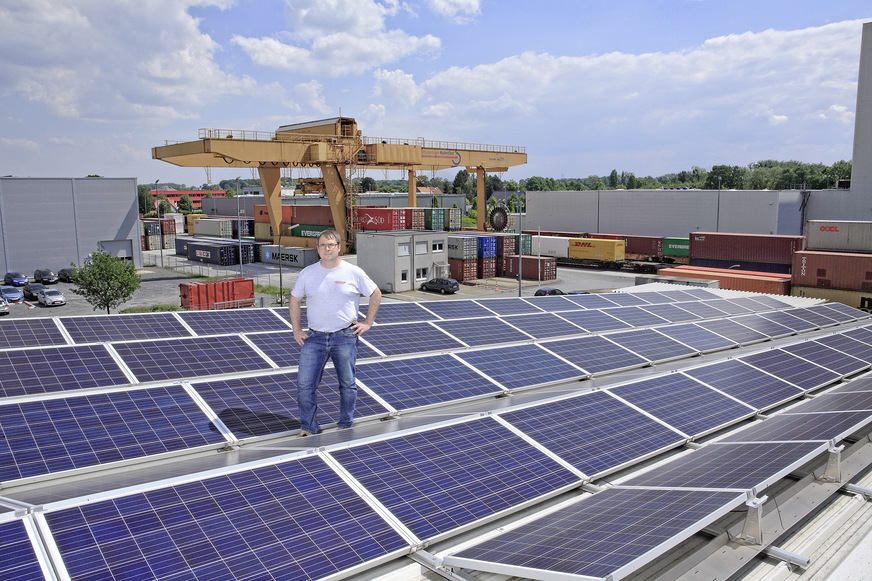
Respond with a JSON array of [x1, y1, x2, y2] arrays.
[[145, 234, 161, 250], [689, 232, 803, 265], [352, 207, 407, 231], [192, 217, 234, 238], [689, 257, 792, 274], [663, 237, 690, 258], [673, 264, 790, 280], [500, 255, 557, 281], [449, 258, 478, 282], [443, 208, 462, 231], [657, 267, 790, 295], [495, 233, 517, 257], [260, 245, 320, 267], [448, 235, 478, 260], [141, 219, 161, 236], [805, 220, 872, 253], [185, 213, 207, 233], [158, 217, 176, 235], [406, 208, 426, 229], [525, 229, 588, 238], [476, 235, 497, 258], [180, 278, 255, 310], [253, 204, 294, 224], [590, 233, 663, 259], [792, 250, 872, 292], [477, 256, 496, 279], [162, 234, 176, 250], [424, 208, 445, 230], [790, 286, 872, 311], [291, 224, 333, 238], [567, 238, 625, 262], [293, 205, 334, 226], [530, 235, 570, 258]]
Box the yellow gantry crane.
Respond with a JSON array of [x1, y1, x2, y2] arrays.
[[152, 117, 527, 252]]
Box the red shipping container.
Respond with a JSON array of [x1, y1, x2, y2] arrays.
[[673, 264, 790, 280], [477, 257, 496, 279], [159, 217, 177, 235], [293, 205, 334, 226], [689, 232, 804, 265], [501, 255, 557, 281], [495, 234, 516, 257], [658, 268, 790, 295], [792, 250, 872, 292], [180, 278, 256, 309], [404, 208, 426, 229], [593, 234, 663, 258], [449, 258, 478, 282], [352, 207, 406, 231], [254, 204, 293, 224]]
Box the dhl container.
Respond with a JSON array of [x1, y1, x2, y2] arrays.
[[689, 257, 792, 274], [689, 232, 804, 265], [253, 204, 293, 224], [531, 235, 570, 258], [500, 255, 558, 281], [477, 256, 496, 279], [792, 250, 872, 292], [657, 267, 790, 295], [591, 233, 662, 258], [449, 258, 478, 282], [805, 220, 872, 253], [293, 205, 334, 226], [568, 238, 625, 262], [352, 207, 407, 231], [448, 235, 478, 260], [180, 278, 255, 310], [790, 286, 872, 311], [663, 237, 690, 258]]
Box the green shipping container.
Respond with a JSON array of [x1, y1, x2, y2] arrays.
[[291, 224, 333, 238], [424, 208, 445, 230], [663, 237, 690, 257], [519, 233, 532, 255]]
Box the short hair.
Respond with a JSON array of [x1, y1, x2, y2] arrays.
[[316, 229, 342, 246]]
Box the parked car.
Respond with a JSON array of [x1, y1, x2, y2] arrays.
[[567, 290, 590, 295], [0, 285, 24, 303], [533, 287, 565, 296], [0, 297, 8, 316], [420, 277, 460, 294], [23, 282, 47, 301], [37, 288, 66, 307], [3, 272, 27, 286], [58, 267, 77, 283], [33, 269, 59, 284]]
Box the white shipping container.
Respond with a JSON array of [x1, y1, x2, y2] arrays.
[[806, 220, 872, 253], [530, 235, 570, 258]]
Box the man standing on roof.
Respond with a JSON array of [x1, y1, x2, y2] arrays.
[[289, 229, 381, 437]]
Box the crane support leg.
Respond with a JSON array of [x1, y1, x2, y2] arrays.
[[259, 166, 283, 243], [476, 167, 487, 232], [321, 164, 349, 254], [408, 169, 417, 207]]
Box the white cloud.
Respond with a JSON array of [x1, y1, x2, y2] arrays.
[[373, 69, 425, 107], [424, 0, 482, 23], [819, 104, 855, 124], [294, 81, 333, 114], [233, 0, 440, 76], [0, 137, 39, 151]]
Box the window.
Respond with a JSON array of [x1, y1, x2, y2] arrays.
[[415, 268, 428, 281], [415, 241, 428, 255], [397, 242, 410, 256], [401, 270, 408, 283], [432, 240, 444, 252]]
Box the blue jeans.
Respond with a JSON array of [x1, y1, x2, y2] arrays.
[[297, 328, 358, 433]]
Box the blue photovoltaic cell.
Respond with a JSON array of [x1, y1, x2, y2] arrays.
[[563, 294, 621, 309], [719, 411, 872, 443], [663, 300, 730, 320], [696, 318, 769, 344], [677, 288, 722, 300], [362, 302, 435, 323], [0, 520, 44, 580], [360, 322, 465, 356], [191, 370, 388, 437], [757, 309, 820, 332], [432, 317, 532, 347], [555, 309, 633, 333], [0, 345, 130, 398], [271, 306, 308, 329], [178, 308, 291, 335], [803, 304, 847, 324], [842, 325, 872, 343], [522, 296, 582, 313], [644, 291, 683, 303], [445, 488, 742, 581], [0, 318, 67, 348], [740, 349, 841, 391], [44, 455, 410, 581], [784, 307, 838, 328], [606, 329, 697, 362], [604, 306, 671, 327], [419, 300, 496, 320], [0, 385, 226, 483], [731, 314, 796, 338], [785, 390, 872, 413], [540, 335, 648, 375], [501, 313, 585, 339], [355, 354, 502, 410], [729, 296, 779, 313], [112, 336, 273, 383], [610, 374, 754, 437], [781, 341, 870, 377], [815, 333, 872, 363], [599, 292, 651, 306], [816, 302, 870, 321], [654, 323, 737, 353], [499, 391, 685, 477], [622, 441, 826, 490], [639, 303, 702, 323], [828, 375, 872, 394], [328, 418, 580, 540], [702, 299, 755, 315], [473, 297, 545, 316], [455, 344, 586, 389], [683, 360, 804, 410], [60, 313, 193, 343], [741, 295, 792, 310]]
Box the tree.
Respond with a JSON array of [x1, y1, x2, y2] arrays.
[[70, 249, 141, 314], [137, 185, 151, 214], [360, 176, 377, 192], [177, 194, 194, 213], [431, 195, 440, 208], [608, 170, 619, 188]]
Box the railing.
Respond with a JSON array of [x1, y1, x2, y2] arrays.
[[364, 136, 525, 154]]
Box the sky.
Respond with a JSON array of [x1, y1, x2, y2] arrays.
[[1, 0, 871, 188]]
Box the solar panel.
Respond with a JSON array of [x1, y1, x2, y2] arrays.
[[702, 299, 755, 315], [781, 340, 870, 377], [756, 309, 820, 332], [540, 335, 649, 375], [328, 418, 580, 541], [678, 288, 722, 300], [361, 302, 435, 324], [604, 306, 671, 327], [803, 304, 848, 325], [190, 370, 389, 438], [696, 318, 769, 344], [654, 323, 737, 353], [522, 295, 581, 312], [605, 329, 697, 362], [112, 336, 274, 383], [718, 411, 872, 443], [444, 488, 743, 581], [0, 318, 67, 349], [455, 344, 587, 389], [562, 293, 621, 309], [841, 325, 872, 344], [620, 441, 826, 490], [60, 313, 193, 343], [783, 307, 838, 328], [499, 391, 685, 477], [500, 313, 586, 339], [0, 385, 227, 484], [729, 314, 796, 338], [178, 309, 291, 335], [729, 296, 780, 313], [609, 374, 755, 437], [271, 306, 307, 329], [815, 302, 870, 321], [418, 300, 496, 320], [816, 333, 872, 363], [355, 355, 503, 410], [473, 297, 545, 315], [639, 303, 702, 323], [0, 519, 44, 580], [683, 359, 805, 410], [43, 455, 411, 580], [0, 345, 131, 398], [665, 300, 730, 320], [244, 330, 380, 368], [740, 295, 792, 311], [785, 390, 872, 413], [359, 322, 465, 356], [740, 349, 841, 391], [644, 290, 684, 303], [555, 309, 633, 333], [432, 318, 533, 347], [599, 292, 651, 306]]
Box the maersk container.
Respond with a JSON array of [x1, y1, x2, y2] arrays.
[[567, 238, 625, 262], [261, 245, 320, 267], [531, 235, 570, 258], [805, 220, 872, 253], [689, 232, 803, 265], [792, 250, 872, 292], [663, 237, 690, 258], [448, 235, 478, 260]]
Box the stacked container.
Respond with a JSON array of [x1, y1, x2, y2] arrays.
[[424, 208, 444, 230], [689, 232, 803, 274], [658, 266, 791, 295], [141, 219, 162, 250], [261, 245, 320, 268], [293, 206, 333, 226], [443, 208, 462, 231], [253, 204, 293, 225], [449, 258, 478, 282], [352, 207, 407, 231], [477, 257, 496, 279], [448, 234, 478, 282], [663, 237, 690, 263], [192, 217, 234, 238], [500, 255, 557, 281]]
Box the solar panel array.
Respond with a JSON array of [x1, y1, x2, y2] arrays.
[[2, 290, 872, 580]]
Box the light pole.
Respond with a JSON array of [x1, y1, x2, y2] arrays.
[[155, 179, 163, 268], [236, 176, 243, 277]]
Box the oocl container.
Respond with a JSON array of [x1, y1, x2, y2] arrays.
[[805, 220, 872, 253]]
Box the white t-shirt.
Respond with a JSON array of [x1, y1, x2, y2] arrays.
[[291, 260, 378, 332]]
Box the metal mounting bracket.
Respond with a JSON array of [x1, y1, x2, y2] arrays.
[[741, 495, 768, 545]]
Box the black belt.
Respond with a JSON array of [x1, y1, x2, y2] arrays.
[[309, 323, 355, 334]]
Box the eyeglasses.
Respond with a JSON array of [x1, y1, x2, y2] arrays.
[[317, 243, 339, 249]]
